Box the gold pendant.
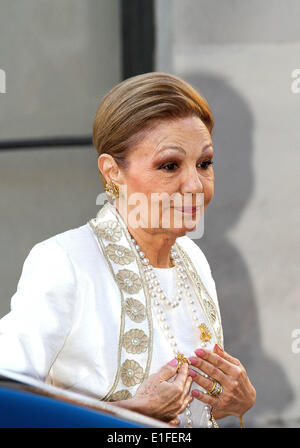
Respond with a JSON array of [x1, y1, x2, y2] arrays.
[[198, 323, 212, 343], [175, 352, 191, 371]]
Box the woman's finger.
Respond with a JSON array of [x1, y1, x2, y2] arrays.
[[173, 361, 189, 389], [189, 368, 226, 393], [191, 388, 219, 407], [177, 394, 194, 416], [157, 359, 181, 382], [213, 344, 241, 366], [188, 357, 231, 388], [189, 348, 240, 377], [182, 374, 193, 399]]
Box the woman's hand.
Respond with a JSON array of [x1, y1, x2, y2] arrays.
[[188, 344, 256, 420], [114, 359, 193, 424]]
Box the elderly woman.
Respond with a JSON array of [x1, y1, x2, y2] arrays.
[[0, 73, 255, 427]]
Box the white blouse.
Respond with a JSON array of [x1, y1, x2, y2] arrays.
[[0, 210, 223, 427]]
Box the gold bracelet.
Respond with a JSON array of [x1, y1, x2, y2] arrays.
[[239, 416, 245, 428]]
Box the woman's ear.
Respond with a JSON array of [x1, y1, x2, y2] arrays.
[[98, 154, 122, 185]]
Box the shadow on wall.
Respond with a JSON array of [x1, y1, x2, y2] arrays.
[[184, 72, 293, 427]]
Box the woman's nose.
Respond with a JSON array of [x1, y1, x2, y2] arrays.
[[180, 168, 204, 195]]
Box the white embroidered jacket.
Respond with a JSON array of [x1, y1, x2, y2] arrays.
[[0, 202, 223, 427]]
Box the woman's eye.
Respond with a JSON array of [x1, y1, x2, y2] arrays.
[[159, 160, 213, 171], [160, 162, 178, 171], [198, 161, 214, 170]]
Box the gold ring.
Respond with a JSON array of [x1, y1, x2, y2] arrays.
[[208, 379, 223, 396], [208, 379, 217, 394]]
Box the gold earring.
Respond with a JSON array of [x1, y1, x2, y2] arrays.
[[105, 180, 119, 198]]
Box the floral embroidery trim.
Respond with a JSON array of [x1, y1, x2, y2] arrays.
[[95, 220, 122, 242], [107, 204, 153, 382], [88, 202, 153, 401], [189, 272, 218, 324], [129, 239, 154, 386], [106, 243, 135, 265], [88, 215, 126, 400], [109, 389, 132, 402], [203, 298, 217, 324], [121, 359, 144, 387], [175, 241, 224, 349], [123, 329, 148, 354], [116, 268, 142, 294], [125, 298, 146, 323], [216, 326, 223, 348]]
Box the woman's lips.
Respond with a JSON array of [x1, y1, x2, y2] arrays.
[[174, 206, 200, 214]]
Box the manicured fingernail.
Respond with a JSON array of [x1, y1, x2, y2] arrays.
[[188, 369, 197, 377], [189, 357, 198, 365], [192, 389, 200, 398], [189, 396, 194, 403], [168, 358, 178, 366], [195, 349, 206, 357], [214, 343, 223, 352]]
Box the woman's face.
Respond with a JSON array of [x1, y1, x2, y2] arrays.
[[116, 115, 214, 238]]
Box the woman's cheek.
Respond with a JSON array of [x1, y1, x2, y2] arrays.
[[204, 185, 214, 208]]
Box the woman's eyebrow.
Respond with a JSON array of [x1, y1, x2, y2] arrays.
[[156, 143, 213, 155]]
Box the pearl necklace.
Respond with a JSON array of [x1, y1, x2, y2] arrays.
[[130, 235, 213, 428]]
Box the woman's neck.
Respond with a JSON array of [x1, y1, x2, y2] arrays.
[[127, 226, 176, 269]]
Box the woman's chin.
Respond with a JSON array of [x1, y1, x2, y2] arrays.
[[167, 225, 197, 238], [171, 217, 201, 236]]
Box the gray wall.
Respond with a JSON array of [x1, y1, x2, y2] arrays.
[[1, 0, 299, 428], [156, 0, 300, 428], [0, 0, 121, 139], [0, 0, 120, 313]]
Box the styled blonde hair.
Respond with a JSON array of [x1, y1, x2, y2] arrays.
[[93, 72, 214, 187]]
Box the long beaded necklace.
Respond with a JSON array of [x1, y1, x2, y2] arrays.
[[130, 235, 215, 428]]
